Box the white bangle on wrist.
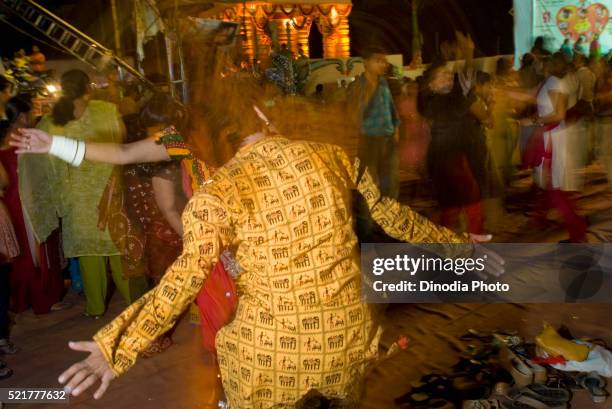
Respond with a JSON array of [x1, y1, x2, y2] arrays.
[[49, 135, 86, 167], [73, 138, 86, 166]]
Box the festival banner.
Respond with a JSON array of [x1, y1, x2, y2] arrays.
[[534, 0, 612, 53]]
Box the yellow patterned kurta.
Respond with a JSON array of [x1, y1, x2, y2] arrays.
[[93, 137, 468, 408]]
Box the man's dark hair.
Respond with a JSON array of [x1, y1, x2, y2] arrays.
[[547, 52, 568, 78], [475, 71, 492, 86], [534, 36, 545, 49], [52, 69, 90, 126], [361, 46, 388, 60], [0, 96, 31, 142], [574, 52, 587, 66]]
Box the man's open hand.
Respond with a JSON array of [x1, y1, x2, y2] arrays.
[[58, 341, 115, 400]]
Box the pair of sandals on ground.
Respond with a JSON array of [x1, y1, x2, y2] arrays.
[[393, 334, 608, 408]]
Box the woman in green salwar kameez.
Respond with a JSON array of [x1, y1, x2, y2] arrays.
[[19, 70, 148, 317]]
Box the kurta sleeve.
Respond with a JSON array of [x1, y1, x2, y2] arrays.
[[93, 190, 232, 376], [334, 146, 470, 246]]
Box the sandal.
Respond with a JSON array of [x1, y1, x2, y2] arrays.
[[512, 344, 547, 384], [500, 347, 534, 388], [463, 400, 504, 409], [451, 361, 497, 401], [522, 384, 570, 402], [509, 395, 567, 409], [0, 365, 12, 380], [0, 339, 18, 355], [394, 374, 453, 407], [506, 385, 571, 408], [576, 372, 608, 404], [523, 361, 546, 384], [545, 370, 581, 392]]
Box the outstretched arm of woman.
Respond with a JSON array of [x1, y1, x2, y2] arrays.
[[10, 128, 170, 165]]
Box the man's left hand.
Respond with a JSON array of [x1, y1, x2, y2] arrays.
[[58, 341, 116, 400]]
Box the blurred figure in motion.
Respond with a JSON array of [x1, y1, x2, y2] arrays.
[[594, 58, 612, 185], [347, 46, 400, 241], [397, 78, 430, 177], [419, 61, 485, 234], [523, 53, 587, 242], [29, 45, 46, 74]]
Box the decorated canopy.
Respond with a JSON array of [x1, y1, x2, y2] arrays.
[[156, 0, 353, 60]]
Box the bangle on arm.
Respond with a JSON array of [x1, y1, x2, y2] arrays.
[[49, 136, 86, 167]]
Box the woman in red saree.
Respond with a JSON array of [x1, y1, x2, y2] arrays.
[[0, 96, 64, 315]]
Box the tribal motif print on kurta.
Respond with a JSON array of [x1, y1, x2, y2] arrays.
[[94, 136, 468, 409]]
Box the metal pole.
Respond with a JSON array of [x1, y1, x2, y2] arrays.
[[110, 0, 121, 54], [110, 0, 125, 80], [165, 34, 176, 98], [174, 0, 188, 102]]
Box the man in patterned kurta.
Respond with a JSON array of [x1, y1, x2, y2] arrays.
[[66, 136, 469, 408]]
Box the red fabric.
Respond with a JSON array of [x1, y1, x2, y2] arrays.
[[196, 260, 238, 352], [0, 148, 63, 314], [521, 122, 558, 169], [544, 189, 587, 242], [181, 163, 194, 199], [529, 138, 587, 243], [441, 202, 484, 235], [533, 355, 567, 365], [439, 155, 484, 234], [182, 173, 237, 352], [397, 94, 431, 172]]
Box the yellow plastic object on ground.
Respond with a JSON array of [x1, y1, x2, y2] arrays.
[[535, 322, 590, 362]]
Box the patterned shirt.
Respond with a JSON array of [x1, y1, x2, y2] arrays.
[[93, 136, 467, 408]]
